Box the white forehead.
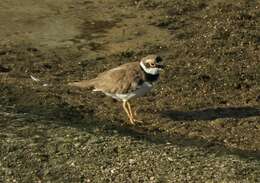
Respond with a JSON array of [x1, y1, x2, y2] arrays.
[[144, 58, 155, 63]]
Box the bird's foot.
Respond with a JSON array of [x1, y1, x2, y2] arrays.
[[127, 118, 143, 125], [127, 118, 135, 125], [133, 118, 143, 124]]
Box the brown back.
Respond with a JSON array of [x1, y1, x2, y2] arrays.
[[92, 62, 145, 94]]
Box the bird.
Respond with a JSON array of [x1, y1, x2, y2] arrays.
[[68, 54, 164, 124]]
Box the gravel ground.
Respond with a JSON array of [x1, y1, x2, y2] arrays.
[[0, 0, 260, 182]]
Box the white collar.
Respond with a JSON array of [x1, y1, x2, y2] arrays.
[[140, 62, 159, 75]]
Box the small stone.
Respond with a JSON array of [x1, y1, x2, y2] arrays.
[[110, 168, 116, 174], [70, 162, 75, 167], [210, 119, 225, 127], [167, 157, 174, 162], [74, 143, 81, 147], [129, 159, 135, 164], [150, 176, 155, 181]]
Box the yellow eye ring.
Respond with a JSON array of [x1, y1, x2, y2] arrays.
[[150, 63, 155, 67]]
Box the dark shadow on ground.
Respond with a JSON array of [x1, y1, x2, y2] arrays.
[[1, 91, 260, 161], [101, 122, 260, 161], [161, 107, 260, 121]]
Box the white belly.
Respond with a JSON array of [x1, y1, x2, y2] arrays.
[[103, 82, 153, 101]]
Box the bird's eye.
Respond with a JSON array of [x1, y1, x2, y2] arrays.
[[150, 63, 155, 67]]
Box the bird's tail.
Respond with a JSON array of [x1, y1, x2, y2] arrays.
[[68, 78, 96, 89], [29, 74, 96, 89]]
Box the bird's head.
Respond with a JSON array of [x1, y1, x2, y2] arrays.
[[140, 54, 164, 75]]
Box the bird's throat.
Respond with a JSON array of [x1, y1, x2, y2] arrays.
[[140, 64, 159, 83]]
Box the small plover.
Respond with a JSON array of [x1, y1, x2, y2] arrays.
[[69, 55, 164, 124]]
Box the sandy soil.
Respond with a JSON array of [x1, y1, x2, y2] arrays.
[[0, 0, 260, 182]]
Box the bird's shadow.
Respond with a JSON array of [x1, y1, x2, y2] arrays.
[[161, 106, 260, 121], [3, 90, 260, 161]]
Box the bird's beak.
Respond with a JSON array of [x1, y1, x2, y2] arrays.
[[157, 63, 165, 70]]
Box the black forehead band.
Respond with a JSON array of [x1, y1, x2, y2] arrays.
[[155, 56, 162, 62]]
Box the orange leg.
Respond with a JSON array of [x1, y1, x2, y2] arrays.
[[122, 101, 134, 124], [126, 101, 143, 123]]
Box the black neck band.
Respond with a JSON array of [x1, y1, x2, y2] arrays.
[[140, 65, 159, 82]]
